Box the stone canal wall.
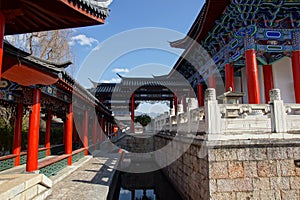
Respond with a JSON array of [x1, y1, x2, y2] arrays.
[[154, 135, 300, 200], [154, 135, 210, 200]]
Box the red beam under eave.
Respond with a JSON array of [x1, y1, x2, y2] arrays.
[[245, 50, 261, 104], [0, 12, 5, 80], [13, 103, 23, 166], [26, 88, 41, 172], [292, 51, 300, 103], [263, 65, 274, 103]]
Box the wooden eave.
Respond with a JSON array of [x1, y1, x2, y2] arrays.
[[170, 0, 230, 76], [1, 0, 109, 35]]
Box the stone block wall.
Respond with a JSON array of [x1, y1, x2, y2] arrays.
[[209, 144, 300, 200], [154, 135, 210, 200], [154, 135, 300, 200]]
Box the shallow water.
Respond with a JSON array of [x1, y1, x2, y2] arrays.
[[115, 170, 182, 200]]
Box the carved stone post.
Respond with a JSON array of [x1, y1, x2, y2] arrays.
[[205, 88, 221, 134], [269, 89, 287, 133], [187, 98, 198, 133], [177, 103, 184, 114]]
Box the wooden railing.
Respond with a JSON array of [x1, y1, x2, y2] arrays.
[[0, 154, 17, 172], [38, 154, 69, 177], [0, 147, 48, 172]]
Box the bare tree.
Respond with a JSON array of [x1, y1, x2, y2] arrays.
[[1, 30, 75, 153], [5, 29, 75, 75]]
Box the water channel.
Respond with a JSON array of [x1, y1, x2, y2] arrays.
[[114, 170, 182, 200]]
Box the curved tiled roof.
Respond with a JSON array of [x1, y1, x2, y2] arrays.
[[2, 41, 111, 114]]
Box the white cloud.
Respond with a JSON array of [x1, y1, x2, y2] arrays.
[[92, 45, 101, 51], [100, 78, 121, 83], [112, 68, 129, 73], [69, 34, 98, 47]]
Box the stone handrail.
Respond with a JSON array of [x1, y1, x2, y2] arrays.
[[285, 104, 300, 114], [153, 88, 300, 139], [219, 104, 270, 118]]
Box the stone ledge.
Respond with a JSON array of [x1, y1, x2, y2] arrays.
[[0, 174, 52, 200], [206, 138, 300, 149]]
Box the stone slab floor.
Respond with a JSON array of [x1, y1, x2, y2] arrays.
[[47, 153, 120, 200]]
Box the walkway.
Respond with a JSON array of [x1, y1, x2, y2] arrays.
[[47, 153, 121, 200]]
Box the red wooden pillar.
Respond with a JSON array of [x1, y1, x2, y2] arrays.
[[174, 94, 178, 115], [65, 104, 73, 165], [225, 63, 235, 91], [100, 116, 105, 141], [197, 84, 204, 107], [92, 116, 97, 150], [73, 123, 78, 143], [131, 93, 135, 133], [45, 110, 51, 156], [83, 110, 89, 155], [98, 118, 101, 141], [263, 65, 274, 103], [13, 103, 23, 166], [208, 74, 216, 88], [182, 95, 187, 112], [245, 49, 261, 104], [292, 51, 300, 103], [78, 121, 82, 144], [26, 88, 41, 172], [0, 12, 5, 80]]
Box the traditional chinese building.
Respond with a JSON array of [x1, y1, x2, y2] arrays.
[[170, 0, 300, 105], [150, 1, 300, 199], [0, 0, 114, 185], [90, 73, 192, 132]]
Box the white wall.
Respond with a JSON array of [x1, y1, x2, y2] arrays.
[[272, 57, 295, 103]]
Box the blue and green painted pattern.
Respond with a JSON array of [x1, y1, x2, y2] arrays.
[[38, 150, 47, 160], [180, 0, 300, 88], [20, 154, 27, 165], [39, 158, 68, 177], [0, 157, 15, 172], [72, 151, 85, 163]]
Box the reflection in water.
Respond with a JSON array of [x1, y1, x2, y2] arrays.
[[119, 188, 155, 200], [116, 170, 182, 200]]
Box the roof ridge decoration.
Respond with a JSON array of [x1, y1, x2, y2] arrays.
[[85, 0, 113, 8]]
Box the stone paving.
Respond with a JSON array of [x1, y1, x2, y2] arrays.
[[47, 153, 121, 200]]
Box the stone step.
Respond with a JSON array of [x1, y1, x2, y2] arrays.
[[0, 173, 52, 200]]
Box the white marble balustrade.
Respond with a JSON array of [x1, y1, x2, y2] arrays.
[[153, 88, 300, 141]]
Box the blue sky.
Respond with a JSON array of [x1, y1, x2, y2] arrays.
[[70, 0, 204, 87]]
